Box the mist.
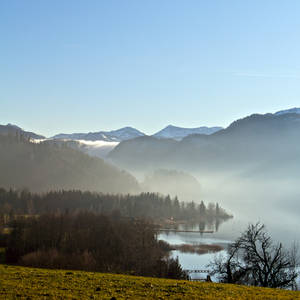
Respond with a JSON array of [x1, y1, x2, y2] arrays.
[[120, 163, 300, 246], [106, 112, 300, 246], [196, 171, 300, 245]]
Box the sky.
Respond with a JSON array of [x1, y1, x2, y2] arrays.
[[1, 0, 300, 137]]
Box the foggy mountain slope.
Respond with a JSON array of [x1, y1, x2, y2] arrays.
[[0, 123, 45, 140], [109, 113, 300, 174], [0, 134, 139, 193], [142, 169, 202, 201], [109, 136, 178, 169]]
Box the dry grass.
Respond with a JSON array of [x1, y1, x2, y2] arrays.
[[0, 264, 300, 299]]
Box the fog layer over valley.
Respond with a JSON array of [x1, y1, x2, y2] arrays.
[[108, 111, 300, 246], [194, 172, 300, 245], [47, 139, 119, 159], [141, 169, 202, 202], [1, 109, 300, 246]]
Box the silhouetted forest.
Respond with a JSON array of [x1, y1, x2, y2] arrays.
[[0, 134, 138, 193], [5, 212, 188, 279], [0, 188, 231, 223]]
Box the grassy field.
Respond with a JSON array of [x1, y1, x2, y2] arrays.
[[0, 264, 299, 299]]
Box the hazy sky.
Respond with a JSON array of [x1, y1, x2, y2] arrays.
[[1, 0, 300, 136]]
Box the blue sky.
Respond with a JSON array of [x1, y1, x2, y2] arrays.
[[1, 0, 300, 136]]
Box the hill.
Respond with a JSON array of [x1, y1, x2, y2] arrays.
[[0, 265, 299, 299], [0, 134, 138, 193]]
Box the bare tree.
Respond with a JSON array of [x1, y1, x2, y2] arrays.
[[209, 223, 298, 289]]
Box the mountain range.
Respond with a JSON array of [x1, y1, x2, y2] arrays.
[[1, 107, 300, 194], [2, 107, 300, 164], [4, 107, 298, 144], [108, 109, 300, 177], [51, 125, 223, 142], [51, 127, 145, 142]]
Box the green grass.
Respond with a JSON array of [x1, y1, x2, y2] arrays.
[[0, 264, 299, 299]]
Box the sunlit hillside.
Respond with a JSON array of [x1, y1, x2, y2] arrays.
[[0, 265, 299, 299]]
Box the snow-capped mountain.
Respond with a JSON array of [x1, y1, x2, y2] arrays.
[[53, 125, 222, 143], [52, 127, 145, 142], [153, 125, 222, 140], [275, 107, 300, 115], [51, 125, 223, 158]]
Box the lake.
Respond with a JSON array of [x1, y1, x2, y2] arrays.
[[157, 173, 300, 280], [158, 220, 233, 280], [158, 212, 299, 280]]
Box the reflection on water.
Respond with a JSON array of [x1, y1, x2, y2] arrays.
[[159, 213, 300, 281], [162, 217, 231, 234], [158, 219, 232, 279], [158, 176, 300, 281], [159, 231, 231, 246]]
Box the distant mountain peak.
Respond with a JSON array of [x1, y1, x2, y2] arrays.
[[0, 123, 45, 140], [275, 107, 300, 115], [6, 123, 22, 130], [153, 125, 222, 140], [52, 127, 145, 142]]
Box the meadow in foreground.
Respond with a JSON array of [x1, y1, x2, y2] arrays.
[[0, 265, 299, 299]]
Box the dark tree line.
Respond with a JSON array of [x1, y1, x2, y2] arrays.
[[0, 188, 232, 224], [6, 212, 188, 279]]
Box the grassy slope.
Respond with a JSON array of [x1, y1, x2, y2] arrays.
[[0, 265, 299, 299]]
